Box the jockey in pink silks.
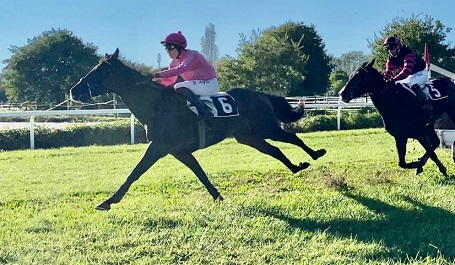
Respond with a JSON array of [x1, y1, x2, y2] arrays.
[[152, 31, 218, 122]]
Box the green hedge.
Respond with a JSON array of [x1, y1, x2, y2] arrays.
[[284, 108, 383, 132], [0, 110, 384, 151], [4, 107, 452, 151], [0, 120, 147, 151]]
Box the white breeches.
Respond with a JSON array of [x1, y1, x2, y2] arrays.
[[174, 78, 219, 96], [395, 69, 429, 89]]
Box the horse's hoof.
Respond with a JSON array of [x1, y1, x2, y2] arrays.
[[315, 149, 327, 160], [95, 202, 111, 211], [292, 162, 311, 173], [210, 189, 224, 201], [415, 167, 423, 175], [216, 194, 224, 201]]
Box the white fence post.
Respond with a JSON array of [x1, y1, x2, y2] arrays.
[[336, 106, 341, 130], [30, 115, 35, 149], [130, 114, 135, 144]]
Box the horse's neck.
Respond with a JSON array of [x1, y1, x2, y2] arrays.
[[370, 84, 409, 120], [117, 81, 176, 125], [367, 74, 391, 111]]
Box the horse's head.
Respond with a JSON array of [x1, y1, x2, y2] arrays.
[[339, 59, 383, 103], [70, 48, 137, 102]]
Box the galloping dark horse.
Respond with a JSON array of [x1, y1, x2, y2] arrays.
[[339, 59, 455, 175], [70, 48, 326, 210]]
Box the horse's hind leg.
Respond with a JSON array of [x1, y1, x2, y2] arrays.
[[415, 126, 441, 174], [234, 134, 310, 173], [269, 127, 326, 160], [416, 133, 447, 176], [452, 142, 455, 163]]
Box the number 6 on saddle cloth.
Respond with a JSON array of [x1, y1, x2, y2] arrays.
[[187, 92, 239, 118]]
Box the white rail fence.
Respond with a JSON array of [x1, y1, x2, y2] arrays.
[[0, 109, 135, 149], [0, 97, 374, 150], [287, 96, 374, 130]]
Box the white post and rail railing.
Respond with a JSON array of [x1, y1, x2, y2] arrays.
[[0, 99, 374, 150], [0, 109, 134, 149]]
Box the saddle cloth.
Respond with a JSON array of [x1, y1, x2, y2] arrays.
[[188, 92, 239, 117], [397, 80, 446, 101]]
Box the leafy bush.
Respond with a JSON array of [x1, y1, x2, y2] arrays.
[[284, 108, 383, 133], [0, 120, 147, 151], [0, 110, 385, 151], [341, 111, 383, 130]]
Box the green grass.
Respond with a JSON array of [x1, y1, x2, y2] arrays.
[[1, 128, 455, 264]]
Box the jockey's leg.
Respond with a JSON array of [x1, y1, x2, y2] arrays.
[[411, 84, 433, 114], [175, 87, 214, 122]]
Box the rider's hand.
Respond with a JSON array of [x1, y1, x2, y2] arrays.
[[385, 78, 395, 86], [148, 72, 160, 79]]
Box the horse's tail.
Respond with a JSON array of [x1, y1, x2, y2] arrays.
[[265, 94, 305, 123]]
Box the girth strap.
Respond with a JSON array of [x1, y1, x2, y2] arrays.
[[198, 122, 206, 149]]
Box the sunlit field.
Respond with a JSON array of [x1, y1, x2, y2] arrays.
[[1, 128, 455, 264]]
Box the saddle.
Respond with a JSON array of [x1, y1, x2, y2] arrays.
[[188, 92, 239, 118]]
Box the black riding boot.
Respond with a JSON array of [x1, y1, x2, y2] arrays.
[[176, 87, 214, 122], [411, 84, 433, 114]]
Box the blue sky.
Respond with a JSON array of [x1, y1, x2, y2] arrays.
[[1, 0, 454, 68]]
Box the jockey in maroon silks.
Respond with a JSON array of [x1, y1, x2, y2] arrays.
[[383, 35, 432, 113], [152, 31, 218, 122]]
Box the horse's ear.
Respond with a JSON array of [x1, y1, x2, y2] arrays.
[[366, 58, 375, 69], [110, 48, 119, 60]]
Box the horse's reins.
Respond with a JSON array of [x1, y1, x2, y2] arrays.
[[358, 66, 391, 94]]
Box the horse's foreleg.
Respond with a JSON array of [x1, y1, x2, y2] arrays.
[[235, 134, 310, 173], [172, 153, 223, 201], [395, 137, 414, 169], [96, 142, 166, 211]]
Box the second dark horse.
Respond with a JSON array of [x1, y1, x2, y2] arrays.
[[70, 49, 326, 210], [340, 59, 455, 176]]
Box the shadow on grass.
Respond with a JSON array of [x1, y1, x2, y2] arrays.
[[258, 191, 455, 262]]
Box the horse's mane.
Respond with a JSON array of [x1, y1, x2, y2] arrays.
[[360, 61, 382, 75], [106, 55, 169, 91]]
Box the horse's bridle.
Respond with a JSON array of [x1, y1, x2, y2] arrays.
[[78, 77, 95, 99]]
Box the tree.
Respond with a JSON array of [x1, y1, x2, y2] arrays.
[[328, 70, 349, 95], [122, 58, 153, 75], [0, 74, 6, 102], [332, 51, 370, 75], [217, 21, 332, 96], [328, 51, 369, 95], [201, 23, 219, 66], [369, 14, 455, 73], [3, 28, 100, 104]]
